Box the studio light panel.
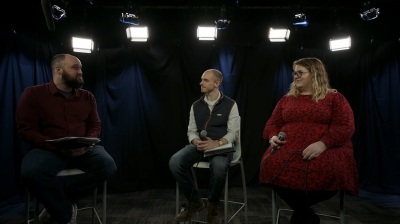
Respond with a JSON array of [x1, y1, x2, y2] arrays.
[[329, 36, 351, 51], [197, 26, 217, 40], [268, 28, 290, 42], [126, 26, 149, 42], [72, 37, 94, 53]]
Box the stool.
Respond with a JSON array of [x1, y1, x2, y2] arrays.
[[176, 121, 248, 223], [25, 169, 107, 224], [272, 189, 345, 224]]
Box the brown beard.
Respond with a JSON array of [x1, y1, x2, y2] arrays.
[[61, 71, 84, 89]]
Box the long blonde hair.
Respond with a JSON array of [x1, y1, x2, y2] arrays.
[[287, 57, 336, 102]]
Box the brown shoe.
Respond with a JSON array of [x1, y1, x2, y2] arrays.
[[207, 202, 221, 224], [175, 199, 205, 222]]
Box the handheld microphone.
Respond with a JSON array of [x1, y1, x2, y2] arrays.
[[200, 130, 207, 141], [271, 132, 286, 154]]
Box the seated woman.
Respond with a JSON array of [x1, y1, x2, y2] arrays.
[[259, 57, 359, 224]]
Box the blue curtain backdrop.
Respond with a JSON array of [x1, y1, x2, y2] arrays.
[[1, 31, 400, 206]]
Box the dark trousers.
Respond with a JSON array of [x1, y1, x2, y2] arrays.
[[169, 144, 232, 203], [272, 185, 338, 223], [21, 146, 117, 224]]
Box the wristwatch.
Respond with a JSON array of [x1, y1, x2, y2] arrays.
[[218, 140, 223, 147]]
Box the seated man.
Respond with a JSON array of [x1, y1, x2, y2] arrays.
[[16, 54, 117, 224], [169, 69, 240, 224]]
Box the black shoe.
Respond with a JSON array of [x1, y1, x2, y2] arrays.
[[309, 212, 320, 224], [290, 209, 320, 224], [207, 202, 221, 224]]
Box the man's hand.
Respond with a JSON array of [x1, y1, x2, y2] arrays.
[[196, 137, 219, 152]]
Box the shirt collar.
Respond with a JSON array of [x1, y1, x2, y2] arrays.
[[49, 80, 81, 97], [204, 91, 222, 105]]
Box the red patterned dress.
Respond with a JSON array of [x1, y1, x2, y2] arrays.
[[259, 92, 359, 196]]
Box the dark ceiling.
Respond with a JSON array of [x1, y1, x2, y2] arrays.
[[1, 0, 399, 49]]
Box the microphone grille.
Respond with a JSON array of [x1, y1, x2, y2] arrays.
[[200, 130, 207, 138], [278, 132, 286, 140]]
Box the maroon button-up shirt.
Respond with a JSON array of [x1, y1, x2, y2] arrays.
[[16, 80, 101, 152]]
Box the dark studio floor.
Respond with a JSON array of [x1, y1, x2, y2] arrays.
[[1, 185, 400, 224]]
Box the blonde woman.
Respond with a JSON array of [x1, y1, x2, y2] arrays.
[[259, 57, 358, 224]]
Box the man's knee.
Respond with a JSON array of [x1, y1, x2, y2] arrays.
[[213, 164, 229, 177], [169, 153, 179, 173], [21, 163, 46, 183], [105, 161, 117, 178], [211, 160, 230, 177]]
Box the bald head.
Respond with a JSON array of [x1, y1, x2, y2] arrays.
[[51, 54, 80, 72], [203, 69, 223, 83], [51, 54, 83, 91]]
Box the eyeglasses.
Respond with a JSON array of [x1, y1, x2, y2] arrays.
[[292, 70, 308, 78]]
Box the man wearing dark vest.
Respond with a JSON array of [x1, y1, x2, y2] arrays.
[[169, 69, 240, 224]]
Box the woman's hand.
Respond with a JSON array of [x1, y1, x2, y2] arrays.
[[302, 141, 326, 160], [269, 135, 286, 149]]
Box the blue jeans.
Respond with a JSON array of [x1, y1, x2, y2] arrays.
[[21, 146, 117, 224], [169, 144, 232, 203]]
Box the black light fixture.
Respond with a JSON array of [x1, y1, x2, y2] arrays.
[[41, 0, 55, 30], [292, 13, 308, 27], [268, 8, 291, 42], [119, 2, 149, 42], [120, 2, 140, 25], [120, 13, 139, 25], [51, 5, 66, 20], [360, 1, 380, 21], [215, 4, 230, 30], [215, 19, 230, 30], [290, 4, 308, 27], [329, 10, 351, 51]]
